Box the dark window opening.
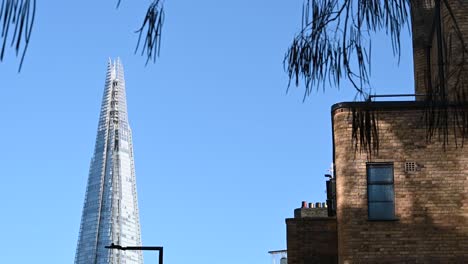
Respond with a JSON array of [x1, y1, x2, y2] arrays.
[[367, 163, 395, 220]]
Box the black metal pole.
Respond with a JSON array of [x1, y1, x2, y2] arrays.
[[105, 243, 163, 264]]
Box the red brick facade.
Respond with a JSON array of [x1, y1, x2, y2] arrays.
[[286, 208, 337, 264]]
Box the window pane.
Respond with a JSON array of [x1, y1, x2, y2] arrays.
[[368, 166, 393, 183], [368, 185, 394, 202], [369, 202, 395, 220]]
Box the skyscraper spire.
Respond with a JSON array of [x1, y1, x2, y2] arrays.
[[75, 59, 144, 264]]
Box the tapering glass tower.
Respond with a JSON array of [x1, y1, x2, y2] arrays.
[[75, 58, 144, 264]]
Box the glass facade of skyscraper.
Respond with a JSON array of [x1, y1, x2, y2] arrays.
[[75, 58, 144, 264]]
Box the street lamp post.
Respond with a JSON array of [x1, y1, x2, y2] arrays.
[[105, 243, 164, 264]]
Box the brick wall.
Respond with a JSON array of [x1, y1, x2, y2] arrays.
[[286, 210, 337, 264], [411, 0, 468, 100], [411, 0, 434, 97], [332, 102, 468, 263], [440, 0, 468, 101], [285, 3, 468, 263]]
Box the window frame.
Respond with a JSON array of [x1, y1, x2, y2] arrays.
[[366, 162, 397, 221]]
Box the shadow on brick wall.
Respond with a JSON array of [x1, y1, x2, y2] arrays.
[[338, 205, 468, 263]]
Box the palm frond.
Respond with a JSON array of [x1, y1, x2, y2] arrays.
[[0, 0, 36, 72], [135, 0, 165, 65]]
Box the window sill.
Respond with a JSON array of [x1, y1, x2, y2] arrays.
[[367, 218, 399, 222]]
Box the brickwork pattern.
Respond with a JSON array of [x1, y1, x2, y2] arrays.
[[411, 0, 434, 97], [286, 217, 338, 264], [412, 0, 468, 100], [333, 105, 468, 263], [285, 2, 468, 263], [440, 0, 468, 101]]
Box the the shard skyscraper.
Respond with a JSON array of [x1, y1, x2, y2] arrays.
[[75, 58, 144, 264]]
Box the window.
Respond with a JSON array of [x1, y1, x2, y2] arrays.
[[367, 163, 396, 220]]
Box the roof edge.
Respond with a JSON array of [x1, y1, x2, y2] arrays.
[[329, 100, 468, 114]]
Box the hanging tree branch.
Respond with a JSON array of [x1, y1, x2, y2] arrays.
[[286, 0, 468, 154], [1, 0, 165, 71], [284, 0, 410, 99], [117, 0, 165, 65], [135, 0, 165, 65], [351, 103, 380, 156], [0, 0, 36, 72], [424, 0, 468, 147]]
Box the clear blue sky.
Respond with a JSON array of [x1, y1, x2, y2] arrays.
[[0, 1, 414, 263]]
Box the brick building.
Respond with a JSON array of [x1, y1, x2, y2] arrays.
[[286, 1, 468, 263]]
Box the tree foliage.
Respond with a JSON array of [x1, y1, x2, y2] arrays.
[[284, 0, 468, 154], [284, 0, 410, 99], [424, 0, 468, 147], [0, 0, 36, 72], [0, 0, 165, 71], [130, 0, 165, 65]]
